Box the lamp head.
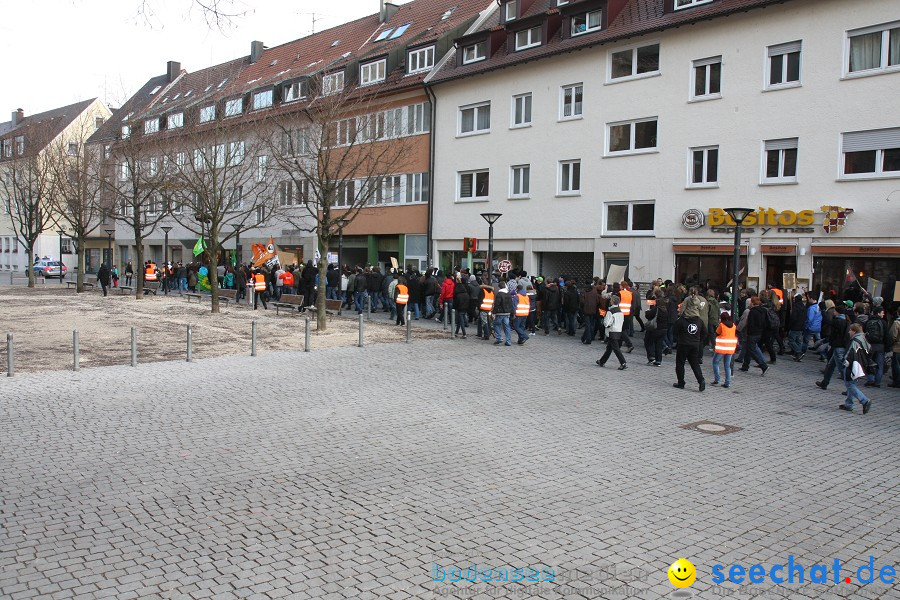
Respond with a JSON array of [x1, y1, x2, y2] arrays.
[[724, 207, 754, 225], [161, 226, 173, 234], [480, 212, 502, 225]]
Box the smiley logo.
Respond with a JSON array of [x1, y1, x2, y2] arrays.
[[668, 558, 696, 588]]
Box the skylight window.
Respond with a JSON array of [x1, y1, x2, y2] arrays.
[[270, 59, 278, 66], [150, 85, 161, 95], [376, 29, 393, 41], [204, 84, 213, 92], [173, 93, 181, 100], [217, 78, 228, 88], [185, 90, 193, 97], [331, 40, 340, 47], [390, 23, 411, 39], [441, 7, 457, 20]]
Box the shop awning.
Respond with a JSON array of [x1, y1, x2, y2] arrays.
[[673, 244, 748, 254], [760, 244, 797, 254], [811, 245, 900, 256]]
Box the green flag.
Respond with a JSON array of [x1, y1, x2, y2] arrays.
[[192, 238, 206, 257]]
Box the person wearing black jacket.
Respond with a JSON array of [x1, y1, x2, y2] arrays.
[[864, 306, 888, 387], [300, 260, 318, 308], [739, 297, 771, 375], [453, 275, 470, 338], [97, 263, 111, 297], [407, 273, 422, 320], [672, 312, 707, 391], [816, 306, 851, 390], [563, 281, 580, 336], [541, 282, 562, 334], [644, 289, 669, 366], [787, 294, 807, 360], [423, 273, 439, 319], [325, 264, 340, 300]]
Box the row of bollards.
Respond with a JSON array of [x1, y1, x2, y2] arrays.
[[5, 311, 412, 376]]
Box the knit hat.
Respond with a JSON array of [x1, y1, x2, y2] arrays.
[[507, 281, 517, 294], [535, 277, 544, 283], [682, 295, 703, 318], [844, 300, 854, 308], [824, 300, 835, 310]]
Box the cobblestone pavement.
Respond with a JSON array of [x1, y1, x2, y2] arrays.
[[1, 327, 898, 600]]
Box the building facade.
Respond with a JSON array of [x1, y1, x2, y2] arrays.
[[428, 0, 899, 300]]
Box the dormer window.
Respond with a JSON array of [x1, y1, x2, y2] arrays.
[[360, 59, 387, 86], [252, 89, 273, 110], [463, 41, 487, 64], [15, 136, 24, 155], [322, 71, 345, 96], [167, 113, 184, 129], [571, 9, 602, 36], [408, 46, 435, 73], [144, 118, 160, 135], [514, 26, 541, 51], [283, 80, 308, 102], [504, 1, 517, 22], [675, 0, 713, 9], [200, 105, 216, 123], [121, 125, 131, 139], [225, 97, 243, 117]]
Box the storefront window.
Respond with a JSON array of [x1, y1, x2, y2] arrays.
[[675, 254, 746, 292], [439, 250, 523, 275], [813, 257, 898, 302]]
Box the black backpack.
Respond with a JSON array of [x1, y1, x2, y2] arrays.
[[766, 307, 780, 332], [864, 318, 885, 345]]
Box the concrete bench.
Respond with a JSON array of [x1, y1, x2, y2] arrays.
[[143, 282, 159, 296], [271, 293, 305, 316]]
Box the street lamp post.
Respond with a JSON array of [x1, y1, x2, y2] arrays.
[[231, 224, 241, 268], [337, 218, 349, 316], [480, 213, 502, 284], [161, 226, 173, 295], [57, 228, 66, 285], [724, 207, 754, 318], [104, 228, 115, 268]]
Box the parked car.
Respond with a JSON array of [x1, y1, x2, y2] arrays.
[[33, 259, 67, 279]]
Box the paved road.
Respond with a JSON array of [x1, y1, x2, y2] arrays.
[[1, 329, 898, 600]]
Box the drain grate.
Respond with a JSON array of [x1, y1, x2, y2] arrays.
[[680, 420, 742, 435]]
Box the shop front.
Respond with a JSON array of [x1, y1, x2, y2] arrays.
[[673, 244, 748, 292], [439, 250, 524, 275], [760, 244, 798, 291], [812, 245, 900, 303]]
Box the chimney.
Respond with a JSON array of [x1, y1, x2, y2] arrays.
[[250, 40, 265, 64], [11, 108, 24, 126], [379, 1, 399, 23], [167, 61, 181, 83]]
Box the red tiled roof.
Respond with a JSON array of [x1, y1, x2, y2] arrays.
[[431, 0, 796, 84]]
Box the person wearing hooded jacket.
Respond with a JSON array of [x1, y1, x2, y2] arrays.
[[438, 274, 455, 323], [596, 295, 627, 370], [840, 323, 872, 414], [890, 310, 900, 388], [787, 294, 807, 360], [672, 307, 706, 390], [737, 296, 771, 375], [864, 306, 888, 387], [644, 289, 669, 366]]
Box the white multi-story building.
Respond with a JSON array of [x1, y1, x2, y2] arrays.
[[428, 0, 899, 300]]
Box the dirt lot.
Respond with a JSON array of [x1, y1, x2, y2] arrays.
[[0, 287, 438, 373]]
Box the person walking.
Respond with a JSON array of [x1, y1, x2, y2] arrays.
[[816, 304, 851, 390], [111, 265, 119, 288], [672, 306, 707, 391], [453, 274, 470, 338], [97, 263, 111, 297], [563, 280, 579, 336], [581, 283, 601, 345], [804, 295, 823, 355], [252, 268, 268, 310], [541, 279, 562, 334], [477, 283, 494, 340], [393, 276, 408, 326], [711, 311, 737, 388], [643, 289, 669, 366], [438, 273, 455, 323], [513, 284, 530, 345], [492, 283, 513, 346], [353, 268, 367, 314], [787, 294, 807, 360], [889, 308, 900, 388], [840, 323, 872, 414], [738, 296, 771, 375], [596, 296, 627, 370], [124, 261, 134, 286], [863, 306, 888, 388]]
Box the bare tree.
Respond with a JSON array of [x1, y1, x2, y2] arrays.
[[100, 130, 171, 297], [267, 91, 421, 331], [166, 121, 275, 313], [47, 119, 108, 293], [135, 0, 250, 30], [0, 126, 58, 288]]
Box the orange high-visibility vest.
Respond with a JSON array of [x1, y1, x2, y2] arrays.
[[145, 265, 157, 281], [254, 273, 266, 291], [515, 293, 529, 317], [395, 284, 409, 305], [480, 290, 494, 311], [715, 323, 738, 355], [619, 289, 632, 316]]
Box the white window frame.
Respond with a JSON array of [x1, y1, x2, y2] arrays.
[[511, 93, 532, 128], [560, 83, 583, 120], [840, 128, 900, 180], [407, 102, 431, 135], [406, 173, 429, 204], [408, 46, 435, 74], [199, 105, 215, 123], [571, 9, 602, 36], [67, 142, 79, 156], [282, 80, 308, 103], [515, 26, 542, 51], [691, 56, 722, 101], [603, 201, 656, 236], [14, 136, 24, 155], [765, 41, 802, 90], [257, 156, 267, 182], [504, 0, 517, 22], [228, 141, 245, 166], [558, 160, 581, 196], [457, 169, 490, 202], [844, 21, 900, 78], [2, 139, 10, 157], [607, 41, 661, 82], [674, 0, 713, 10], [252, 89, 273, 110], [322, 71, 345, 96], [509, 164, 530, 199], [463, 41, 487, 64], [360, 59, 387, 86], [144, 118, 159, 135], [761, 138, 799, 185], [458, 102, 491, 136], [687, 146, 719, 188], [224, 97, 243, 117], [605, 117, 659, 156], [167, 112, 184, 129]]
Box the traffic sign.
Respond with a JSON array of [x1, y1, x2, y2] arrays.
[[498, 259, 512, 273]]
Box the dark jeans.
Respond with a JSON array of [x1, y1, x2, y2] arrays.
[[542, 311, 560, 333], [645, 329, 666, 363], [254, 290, 268, 309], [741, 336, 767, 369], [581, 315, 596, 344], [599, 335, 626, 366], [624, 315, 634, 336], [820, 347, 846, 387], [676, 344, 704, 384], [455, 310, 468, 335], [513, 316, 529, 343]]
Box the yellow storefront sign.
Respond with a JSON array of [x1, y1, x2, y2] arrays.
[[708, 208, 815, 227]]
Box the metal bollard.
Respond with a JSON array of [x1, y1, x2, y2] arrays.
[[9, 271, 13, 285], [358, 313, 365, 347], [405, 312, 411, 343], [130, 327, 137, 367], [304, 317, 311, 353], [251, 320, 257, 357], [6, 333, 13, 377], [73, 330, 80, 371], [450, 308, 455, 337], [186, 324, 193, 362], [366, 295, 371, 321], [443, 304, 448, 330]]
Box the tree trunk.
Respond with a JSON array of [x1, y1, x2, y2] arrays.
[[316, 240, 329, 331], [77, 238, 86, 293], [133, 233, 145, 299], [26, 247, 35, 288], [209, 242, 220, 314]]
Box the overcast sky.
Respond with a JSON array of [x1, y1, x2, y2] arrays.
[[0, 0, 407, 118]]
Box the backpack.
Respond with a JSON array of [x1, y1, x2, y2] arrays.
[[766, 307, 780, 332], [645, 308, 658, 332], [864, 318, 885, 345]]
